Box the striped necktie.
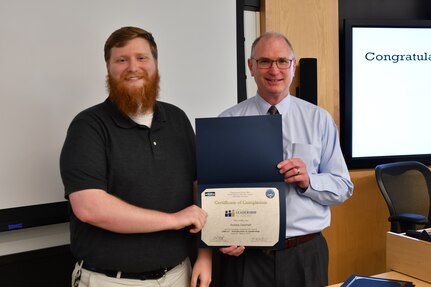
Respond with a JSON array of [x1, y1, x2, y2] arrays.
[[267, 105, 279, 115]]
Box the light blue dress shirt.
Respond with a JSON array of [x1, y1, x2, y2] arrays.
[[219, 94, 354, 237]]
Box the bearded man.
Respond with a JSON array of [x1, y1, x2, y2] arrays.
[[60, 26, 212, 287]]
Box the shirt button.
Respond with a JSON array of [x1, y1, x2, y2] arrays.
[[153, 141, 157, 146]]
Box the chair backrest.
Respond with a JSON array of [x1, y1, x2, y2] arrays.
[[375, 161, 431, 232]]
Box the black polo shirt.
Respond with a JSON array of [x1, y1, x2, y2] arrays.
[[60, 98, 196, 272]]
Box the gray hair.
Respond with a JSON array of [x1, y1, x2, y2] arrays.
[[250, 32, 295, 57]]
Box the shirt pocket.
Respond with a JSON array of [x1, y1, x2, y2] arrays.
[[291, 143, 320, 173]]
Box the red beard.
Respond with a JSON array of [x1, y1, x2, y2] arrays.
[[107, 70, 160, 116]]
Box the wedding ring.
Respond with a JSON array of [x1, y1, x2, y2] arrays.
[[296, 168, 301, 175]]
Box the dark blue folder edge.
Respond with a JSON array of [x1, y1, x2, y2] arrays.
[[341, 274, 414, 287], [195, 115, 283, 184]]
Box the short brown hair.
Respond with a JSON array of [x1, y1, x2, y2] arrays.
[[104, 26, 158, 63]]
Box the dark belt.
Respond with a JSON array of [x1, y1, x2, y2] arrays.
[[81, 262, 175, 280], [263, 232, 321, 254], [284, 232, 321, 249]]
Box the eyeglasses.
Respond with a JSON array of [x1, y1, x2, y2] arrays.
[[251, 57, 294, 69]]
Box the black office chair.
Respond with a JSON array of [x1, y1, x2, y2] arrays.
[[375, 161, 431, 233]]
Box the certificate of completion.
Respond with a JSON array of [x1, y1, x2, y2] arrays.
[[201, 187, 280, 247], [196, 115, 286, 248]]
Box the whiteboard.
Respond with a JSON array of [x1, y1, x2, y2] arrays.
[[0, 0, 237, 211]]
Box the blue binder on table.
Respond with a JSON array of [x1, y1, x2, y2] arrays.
[[341, 275, 414, 287], [195, 115, 286, 249]]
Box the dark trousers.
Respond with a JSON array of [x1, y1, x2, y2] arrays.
[[220, 233, 329, 287]]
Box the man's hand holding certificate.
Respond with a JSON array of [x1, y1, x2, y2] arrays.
[[196, 115, 286, 249]]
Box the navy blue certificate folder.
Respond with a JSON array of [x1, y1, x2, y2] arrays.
[[195, 115, 286, 249], [341, 275, 414, 287]]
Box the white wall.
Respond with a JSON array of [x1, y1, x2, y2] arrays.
[[244, 10, 259, 98]]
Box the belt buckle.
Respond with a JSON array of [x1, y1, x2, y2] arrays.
[[286, 236, 299, 248]]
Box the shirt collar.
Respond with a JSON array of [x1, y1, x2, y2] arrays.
[[104, 98, 166, 129], [255, 93, 292, 115]]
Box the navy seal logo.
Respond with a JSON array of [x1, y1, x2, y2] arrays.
[[265, 189, 275, 199]]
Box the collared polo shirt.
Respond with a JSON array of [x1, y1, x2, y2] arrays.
[[60, 98, 196, 272]]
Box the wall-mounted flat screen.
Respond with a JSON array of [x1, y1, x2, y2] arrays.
[[341, 19, 431, 168]]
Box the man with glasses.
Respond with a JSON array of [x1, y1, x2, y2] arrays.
[[218, 32, 353, 287]]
